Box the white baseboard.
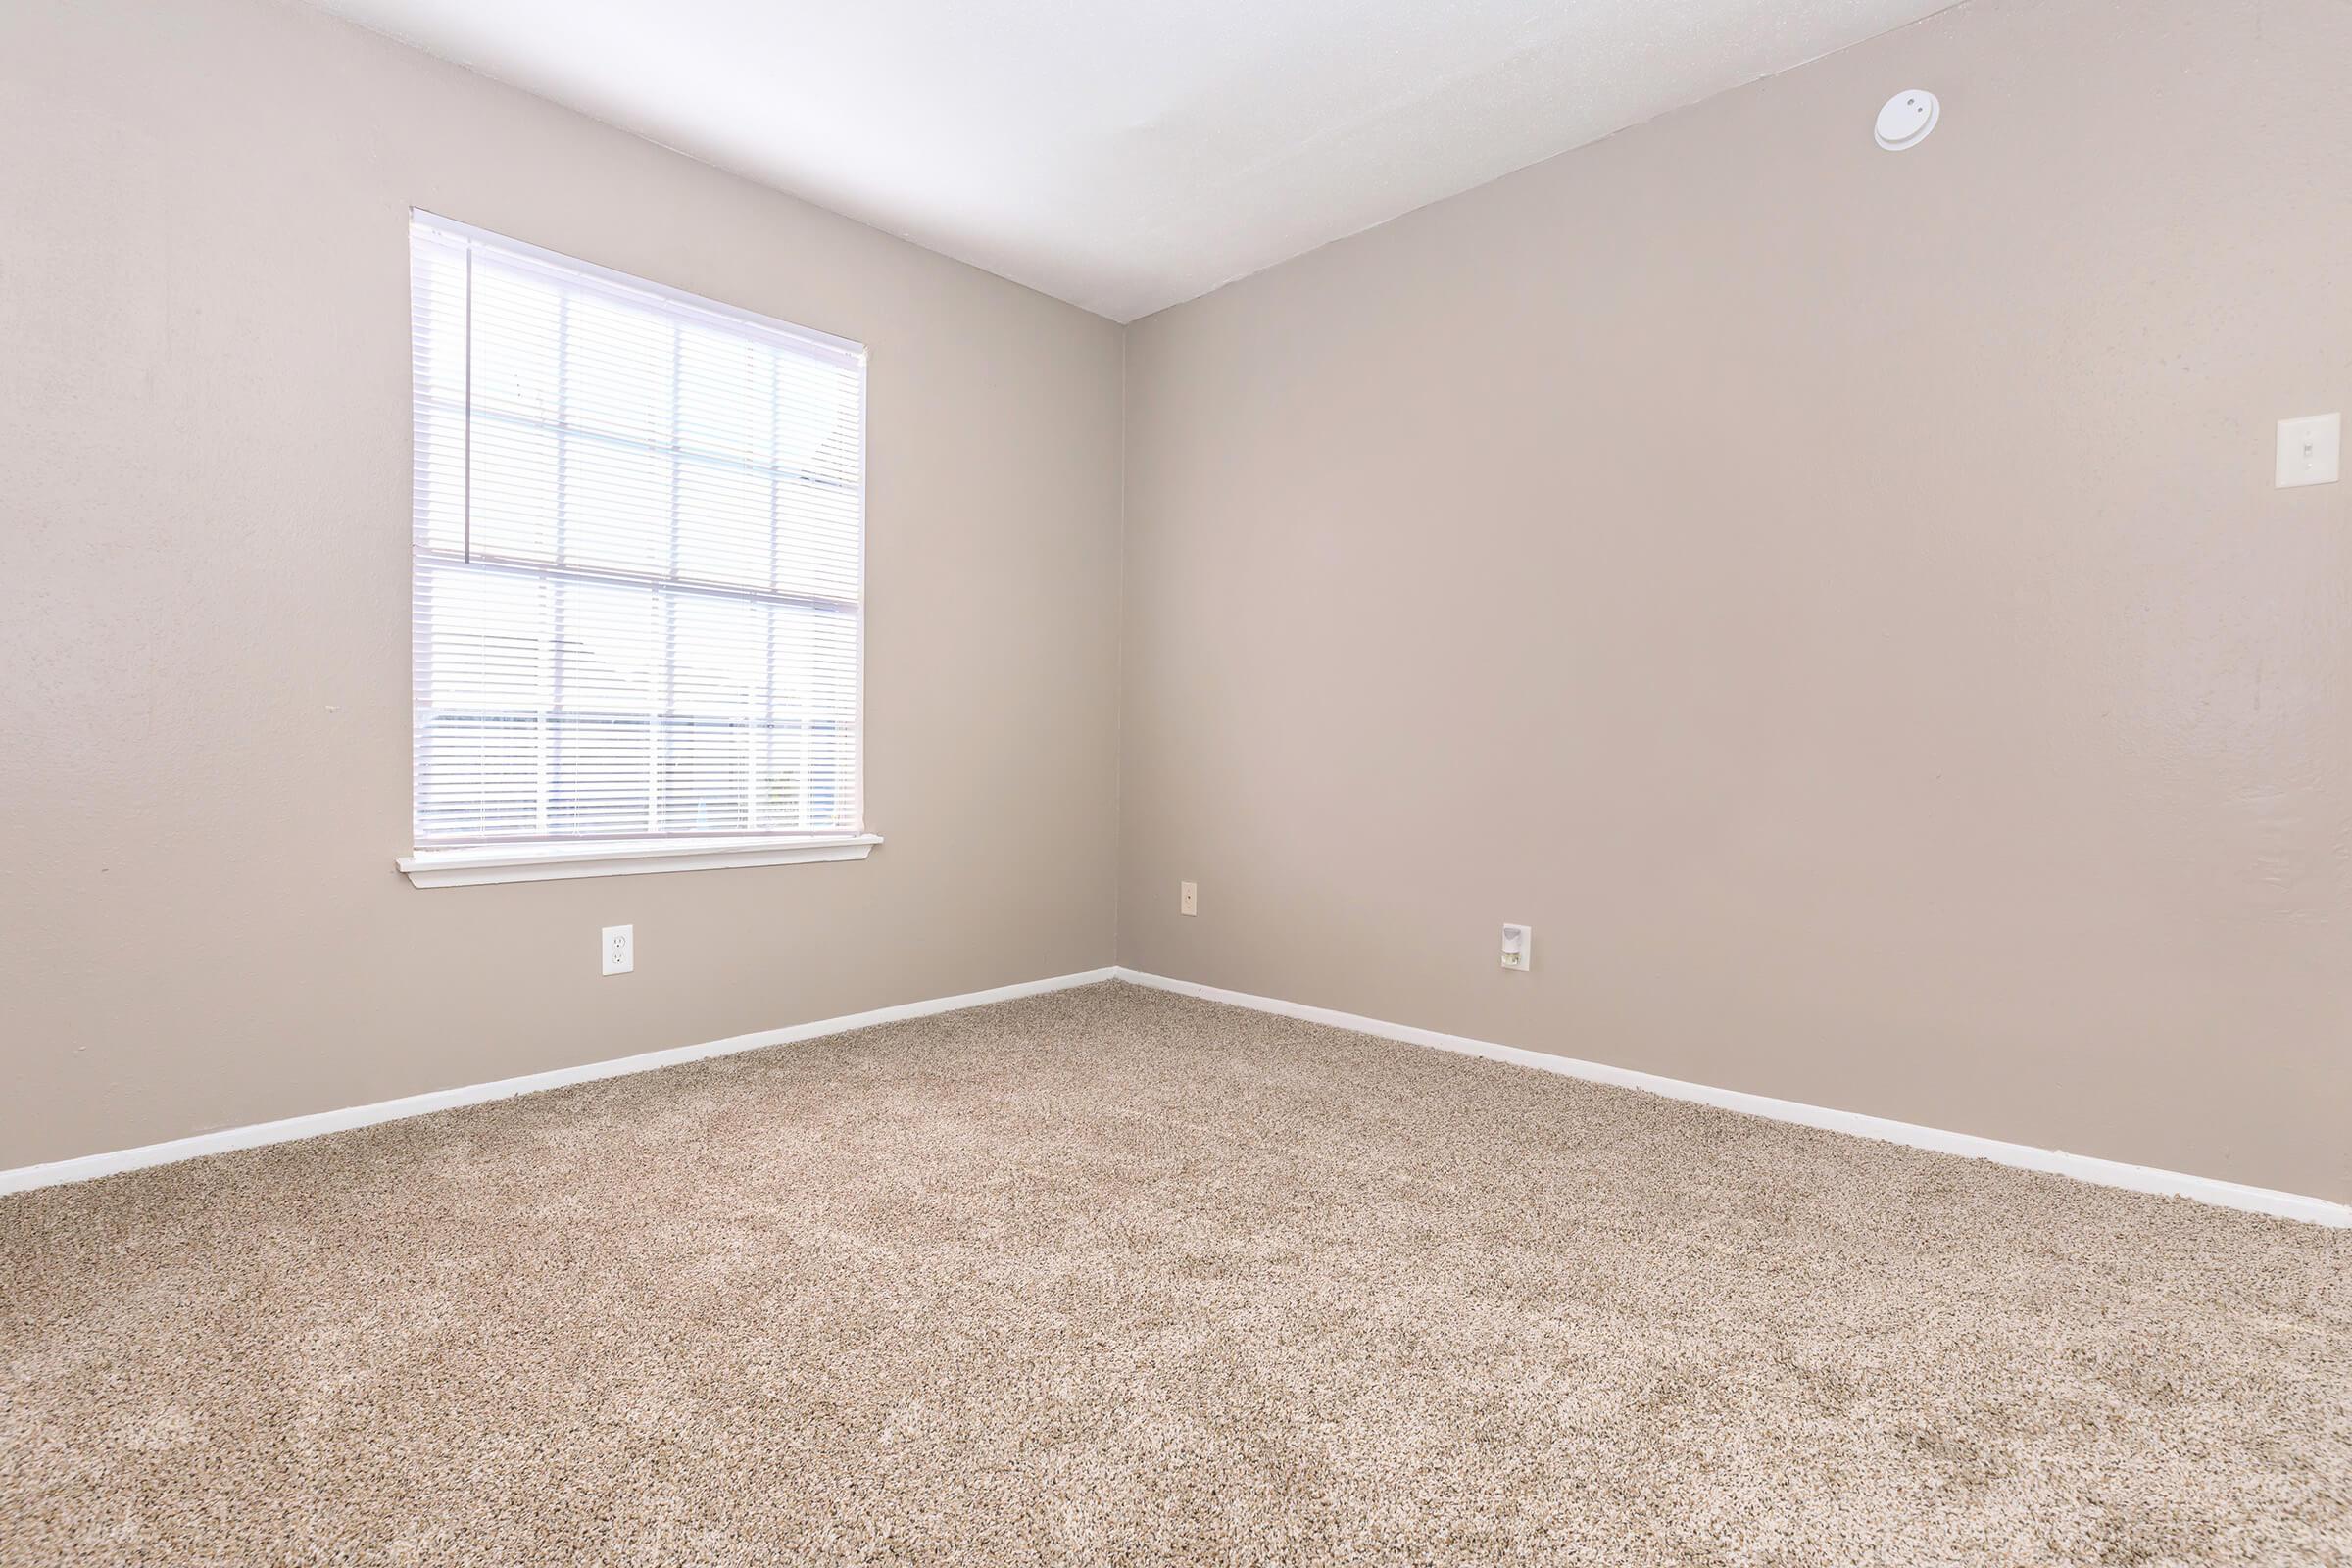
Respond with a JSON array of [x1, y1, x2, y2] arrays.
[[1114, 968, 2352, 1230], [0, 967, 1119, 1196], [15, 963, 2342, 1230]]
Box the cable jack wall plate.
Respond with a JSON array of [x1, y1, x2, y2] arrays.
[[1876, 90, 1939, 151]]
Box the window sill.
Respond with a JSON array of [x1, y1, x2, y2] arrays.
[[397, 833, 883, 888]]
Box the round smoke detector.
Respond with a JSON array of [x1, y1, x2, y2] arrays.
[[1875, 89, 1939, 151]]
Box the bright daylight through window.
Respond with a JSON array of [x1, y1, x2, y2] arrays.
[[404, 216, 868, 884]]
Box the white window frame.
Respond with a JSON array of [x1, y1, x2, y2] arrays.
[[396, 214, 878, 888]]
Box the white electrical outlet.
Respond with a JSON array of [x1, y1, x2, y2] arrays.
[[602, 924, 634, 975], [1179, 880, 1199, 917], [1500, 923, 1532, 971]]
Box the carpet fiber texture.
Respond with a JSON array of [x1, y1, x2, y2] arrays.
[[4, 981, 2348, 1565]]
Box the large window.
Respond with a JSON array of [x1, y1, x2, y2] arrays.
[[404, 215, 868, 885]]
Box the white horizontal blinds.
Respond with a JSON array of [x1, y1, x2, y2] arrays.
[[410, 217, 865, 846]]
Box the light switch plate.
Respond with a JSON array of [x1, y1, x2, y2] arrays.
[[2277, 413, 2340, 489]]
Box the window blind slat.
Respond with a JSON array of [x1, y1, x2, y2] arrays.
[[411, 216, 865, 848]]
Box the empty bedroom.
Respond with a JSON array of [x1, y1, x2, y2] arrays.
[[2, 0, 2346, 1561]]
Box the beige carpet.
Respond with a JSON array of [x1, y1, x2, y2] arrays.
[[3, 983, 2346, 1566]]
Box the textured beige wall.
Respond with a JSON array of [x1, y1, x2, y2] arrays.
[[8, 0, 2347, 1204], [1120, 0, 2352, 1201], [0, 0, 1124, 1166]]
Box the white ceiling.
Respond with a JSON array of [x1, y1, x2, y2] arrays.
[[312, 0, 1954, 321]]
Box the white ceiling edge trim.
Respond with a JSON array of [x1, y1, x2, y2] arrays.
[[305, 0, 1970, 323], [1141, 2, 1972, 323]]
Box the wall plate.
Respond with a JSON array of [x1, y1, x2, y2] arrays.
[[2277, 413, 2341, 488], [1875, 90, 1939, 151]]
